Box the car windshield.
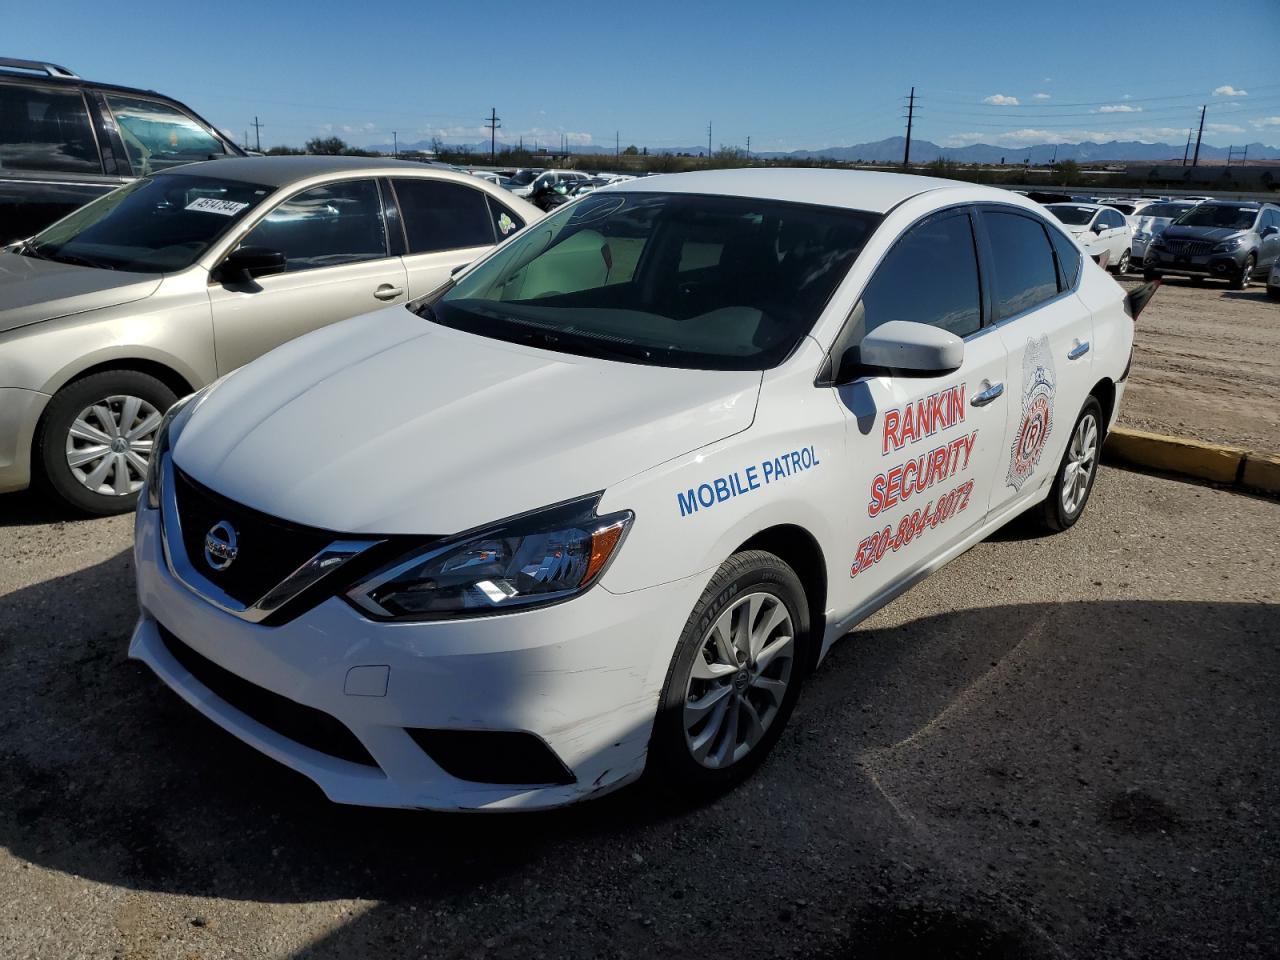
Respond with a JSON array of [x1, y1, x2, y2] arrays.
[[1103, 203, 1136, 215], [1140, 203, 1194, 219], [425, 192, 880, 370], [1173, 205, 1259, 230], [1047, 206, 1097, 226], [510, 170, 540, 186], [26, 175, 271, 273]]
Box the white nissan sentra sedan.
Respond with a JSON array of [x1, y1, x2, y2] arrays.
[[130, 169, 1150, 810]]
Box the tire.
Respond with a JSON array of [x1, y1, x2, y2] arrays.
[[34, 370, 177, 516], [648, 550, 812, 796], [1229, 255, 1255, 290], [1268, 285, 1280, 302], [1115, 249, 1131, 275], [1040, 396, 1103, 533]]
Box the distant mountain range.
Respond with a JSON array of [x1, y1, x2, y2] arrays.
[[368, 135, 1280, 164]]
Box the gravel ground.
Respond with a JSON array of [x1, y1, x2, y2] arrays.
[[1117, 275, 1280, 450], [0, 468, 1277, 960]]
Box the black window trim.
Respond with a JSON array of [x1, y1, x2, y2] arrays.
[[969, 203, 1081, 335]]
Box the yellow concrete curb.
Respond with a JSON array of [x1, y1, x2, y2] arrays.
[[1103, 428, 1280, 495]]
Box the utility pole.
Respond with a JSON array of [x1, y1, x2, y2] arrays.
[[902, 86, 916, 170], [616, 130, 619, 158], [707, 121, 712, 158], [392, 131, 398, 159], [243, 130, 249, 150], [251, 116, 263, 153], [1182, 128, 1193, 166], [746, 135, 751, 158], [484, 108, 501, 162], [1192, 105, 1206, 168]]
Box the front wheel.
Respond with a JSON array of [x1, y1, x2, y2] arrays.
[[1116, 249, 1132, 275], [649, 550, 811, 795], [1040, 396, 1103, 532], [1268, 285, 1280, 302], [1229, 255, 1255, 290], [35, 370, 177, 515]]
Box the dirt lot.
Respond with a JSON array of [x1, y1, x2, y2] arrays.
[[1118, 276, 1280, 450], [1, 468, 1277, 960]]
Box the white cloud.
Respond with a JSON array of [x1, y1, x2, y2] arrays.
[[1033, 92, 1051, 101], [983, 94, 1020, 106], [1206, 122, 1246, 134], [1213, 85, 1248, 97], [1097, 104, 1141, 113], [942, 126, 1191, 148], [1121, 93, 1133, 100], [1251, 116, 1280, 128], [1043, 77, 1053, 83]]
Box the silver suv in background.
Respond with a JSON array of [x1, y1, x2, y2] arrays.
[[0, 156, 539, 513], [1144, 201, 1280, 288]]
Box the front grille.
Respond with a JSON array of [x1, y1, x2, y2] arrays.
[[158, 624, 379, 768], [173, 469, 335, 607], [1162, 239, 1214, 257]]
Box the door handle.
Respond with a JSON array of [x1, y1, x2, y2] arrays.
[[373, 284, 405, 301], [1068, 340, 1090, 360], [970, 381, 1004, 407]]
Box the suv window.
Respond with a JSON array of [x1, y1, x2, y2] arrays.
[[846, 210, 982, 344], [243, 179, 388, 272], [0, 82, 101, 174], [103, 93, 227, 174], [392, 178, 495, 253], [983, 210, 1060, 320], [1047, 227, 1082, 289]]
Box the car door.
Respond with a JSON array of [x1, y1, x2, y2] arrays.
[[207, 177, 408, 374], [977, 207, 1095, 519], [1105, 209, 1130, 262], [833, 207, 1011, 604], [1258, 209, 1280, 270], [389, 177, 519, 298]]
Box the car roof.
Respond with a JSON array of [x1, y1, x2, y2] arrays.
[[1197, 199, 1263, 208], [610, 168, 1004, 215], [159, 155, 470, 187], [1046, 202, 1106, 211]]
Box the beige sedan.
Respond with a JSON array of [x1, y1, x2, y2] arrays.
[[0, 155, 540, 513]]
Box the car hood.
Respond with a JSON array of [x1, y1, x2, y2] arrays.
[[1159, 225, 1246, 243], [173, 308, 762, 535], [0, 251, 163, 335]]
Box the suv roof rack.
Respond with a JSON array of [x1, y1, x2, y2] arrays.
[[0, 57, 79, 80]]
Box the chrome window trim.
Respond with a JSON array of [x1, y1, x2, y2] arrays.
[[158, 456, 380, 623]]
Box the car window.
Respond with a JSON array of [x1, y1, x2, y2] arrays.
[[1047, 227, 1082, 290], [242, 179, 388, 273], [0, 82, 101, 174], [487, 196, 525, 240], [1174, 205, 1259, 230], [844, 211, 982, 345], [1110, 210, 1127, 228], [432, 192, 880, 371], [392, 178, 496, 253], [103, 94, 227, 175], [983, 210, 1060, 320], [1047, 206, 1095, 226]]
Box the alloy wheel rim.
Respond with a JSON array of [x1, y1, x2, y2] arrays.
[[1061, 413, 1099, 516], [683, 591, 795, 769], [65, 394, 162, 497], [1119, 250, 1130, 273]]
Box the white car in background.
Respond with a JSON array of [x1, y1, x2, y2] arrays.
[[1098, 198, 1158, 219], [510, 169, 590, 198], [1045, 203, 1134, 273], [1130, 200, 1198, 265], [130, 169, 1147, 810]]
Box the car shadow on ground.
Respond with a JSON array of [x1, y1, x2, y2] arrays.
[[1220, 289, 1275, 303], [1, 549, 1277, 959], [0, 489, 85, 528]]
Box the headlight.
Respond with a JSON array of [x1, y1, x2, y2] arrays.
[[347, 496, 633, 620], [143, 389, 205, 509], [1212, 236, 1246, 253], [1148, 237, 1166, 250]]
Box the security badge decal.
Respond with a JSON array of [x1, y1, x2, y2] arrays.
[[1007, 335, 1056, 491]]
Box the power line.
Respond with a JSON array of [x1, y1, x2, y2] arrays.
[[903, 86, 916, 168], [484, 108, 501, 161]]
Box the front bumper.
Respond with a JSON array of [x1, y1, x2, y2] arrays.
[[130, 501, 709, 810], [1144, 248, 1247, 279], [0, 388, 50, 494]]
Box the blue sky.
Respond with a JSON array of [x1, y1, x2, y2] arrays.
[[8, 0, 1280, 152]]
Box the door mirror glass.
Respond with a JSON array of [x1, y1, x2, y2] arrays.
[[856, 320, 963, 376], [219, 245, 286, 282]]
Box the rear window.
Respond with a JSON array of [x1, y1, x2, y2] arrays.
[[429, 192, 880, 370], [393, 178, 496, 253], [1047, 206, 1096, 226], [0, 82, 100, 174]]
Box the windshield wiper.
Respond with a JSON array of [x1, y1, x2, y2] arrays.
[[505, 320, 659, 365], [17, 239, 49, 260], [47, 251, 115, 271]]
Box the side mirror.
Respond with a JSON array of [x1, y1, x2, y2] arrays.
[[1262, 225, 1279, 239], [1092, 222, 1107, 234], [847, 320, 964, 380], [218, 245, 286, 283]]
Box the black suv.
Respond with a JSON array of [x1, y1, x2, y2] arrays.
[[0, 57, 244, 243], [1143, 200, 1280, 289]]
